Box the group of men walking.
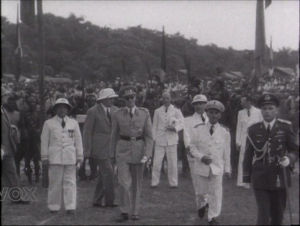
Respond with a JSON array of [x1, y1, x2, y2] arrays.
[[1, 84, 298, 225]]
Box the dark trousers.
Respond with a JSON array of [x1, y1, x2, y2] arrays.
[[93, 158, 115, 205], [253, 188, 287, 225]]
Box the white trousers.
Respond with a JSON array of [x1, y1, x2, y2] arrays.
[[194, 169, 223, 221], [237, 146, 246, 186], [48, 164, 77, 211], [151, 145, 178, 187]]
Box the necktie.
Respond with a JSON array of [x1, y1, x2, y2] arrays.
[[247, 110, 251, 117], [130, 109, 133, 118], [165, 106, 168, 113], [107, 108, 111, 124], [266, 124, 271, 134], [61, 118, 66, 129], [201, 114, 205, 122], [210, 125, 214, 135]]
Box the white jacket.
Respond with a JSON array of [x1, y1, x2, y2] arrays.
[[190, 123, 231, 177], [41, 116, 83, 165], [152, 104, 184, 146], [236, 106, 262, 148], [184, 112, 208, 161]]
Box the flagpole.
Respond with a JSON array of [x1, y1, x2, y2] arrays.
[[37, 0, 46, 130]]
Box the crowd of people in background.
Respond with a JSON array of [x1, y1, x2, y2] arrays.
[[1, 72, 299, 185]]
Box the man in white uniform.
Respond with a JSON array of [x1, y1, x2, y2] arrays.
[[183, 94, 208, 216], [151, 92, 184, 188], [190, 100, 231, 225], [41, 98, 83, 214], [236, 95, 262, 188]]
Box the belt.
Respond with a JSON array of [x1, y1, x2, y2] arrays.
[[119, 135, 143, 141]]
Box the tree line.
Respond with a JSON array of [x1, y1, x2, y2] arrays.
[[1, 13, 298, 84]]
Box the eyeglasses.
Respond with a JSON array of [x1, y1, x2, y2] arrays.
[[124, 96, 135, 100]]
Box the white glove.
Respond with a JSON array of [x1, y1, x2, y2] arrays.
[[279, 156, 290, 167], [140, 156, 148, 163]]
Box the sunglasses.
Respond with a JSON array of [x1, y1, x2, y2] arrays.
[[125, 96, 135, 100]]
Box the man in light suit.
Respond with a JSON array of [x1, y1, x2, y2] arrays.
[[151, 92, 184, 188], [236, 95, 262, 188], [83, 88, 118, 208], [1, 87, 29, 204], [41, 98, 83, 214], [190, 100, 231, 225], [110, 86, 153, 222], [183, 94, 208, 215]]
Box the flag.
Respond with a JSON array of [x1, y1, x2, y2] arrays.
[[254, 0, 271, 87], [160, 26, 166, 74], [14, 5, 23, 83], [268, 36, 273, 76], [20, 0, 35, 28]]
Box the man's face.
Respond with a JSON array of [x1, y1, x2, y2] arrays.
[[206, 109, 222, 125], [27, 98, 37, 109], [55, 104, 69, 118], [101, 98, 114, 108], [162, 93, 171, 107], [124, 95, 136, 108], [241, 98, 251, 109], [261, 104, 278, 122], [193, 102, 206, 114], [86, 96, 96, 107]]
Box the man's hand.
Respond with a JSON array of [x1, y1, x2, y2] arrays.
[[224, 172, 231, 180], [42, 160, 49, 168], [236, 145, 240, 152], [201, 156, 212, 165], [279, 156, 290, 167], [140, 156, 148, 163], [1, 148, 4, 160], [166, 127, 176, 132]]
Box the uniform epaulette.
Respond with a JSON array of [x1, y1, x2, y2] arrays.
[[220, 124, 230, 132], [68, 116, 75, 120], [277, 118, 291, 125], [194, 123, 205, 128]]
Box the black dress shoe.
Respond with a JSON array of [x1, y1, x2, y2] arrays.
[[170, 186, 178, 189], [208, 218, 219, 225], [116, 213, 129, 222], [197, 206, 206, 218], [50, 210, 58, 214], [92, 203, 105, 208], [105, 203, 118, 207], [11, 200, 30, 204], [66, 210, 75, 214], [150, 185, 157, 189], [131, 215, 139, 220]]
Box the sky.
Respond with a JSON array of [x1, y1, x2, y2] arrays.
[[1, 1, 299, 51]]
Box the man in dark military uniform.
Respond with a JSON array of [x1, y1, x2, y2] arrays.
[[110, 86, 153, 222], [243, 94, 298, 225]]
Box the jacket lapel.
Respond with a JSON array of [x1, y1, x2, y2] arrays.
[[97, 104, 110, 126]]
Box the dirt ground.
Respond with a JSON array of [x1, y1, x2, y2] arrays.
[[1, 161, 299, 225]]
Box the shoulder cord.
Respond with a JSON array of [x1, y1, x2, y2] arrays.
[[247, 134, 269, 161]]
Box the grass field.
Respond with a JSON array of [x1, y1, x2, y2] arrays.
[[1, 162, 299, 225]]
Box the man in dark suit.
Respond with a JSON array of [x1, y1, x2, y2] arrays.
[[243, 94, 298, 225], [83, 88, 119, 208], [1, 87, 29, 204]]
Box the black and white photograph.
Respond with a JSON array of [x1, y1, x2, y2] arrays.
[[1, 0, 299, 225]]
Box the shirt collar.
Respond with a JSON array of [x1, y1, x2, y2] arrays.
[[101, 103, 109, 112], [194, 112, 207, 121], [207, 122, 219, 129], [126, 106, 136, 112], [263, 118, 276, 129], [164, 104, 173, 110], [55, 115, 67, 122]]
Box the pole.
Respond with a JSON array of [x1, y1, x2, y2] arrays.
[[37, 0, 45, 129], [282, 165, 293, 225]]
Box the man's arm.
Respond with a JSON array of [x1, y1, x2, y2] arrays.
[[224, 131, 231, 173], [41, 121, 50, 161], [152, 109, 158, 142], [110, 110, 119, 159], [174, 109, 184, 132], [236, 111, 242, 147], [74, 120, 83, 162], [143, 110, 154, 159]]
